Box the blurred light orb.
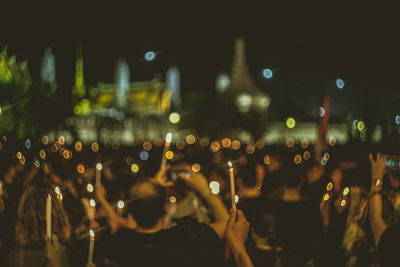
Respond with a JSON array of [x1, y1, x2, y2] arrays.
[[286, 138, 294, 148], [336, 78, 344, 89], [63, 150, 70, 159], [165, 133, 172, 143], [154, 137, 163, 147], [131, 164, 139, 173], [89, 199, 96, 207], [140, 151, 149, 161], [234, 195, 239, 204], [117, 200, 125, 209], [176, 140, 185, 150], [319, 107, 325, 117], [96, 163, 103, 171], [357, 121, 365, 131], [77, 164, 85, 174], [286, 117, 296, 129], [294, 154, 302, 164], [323, 153, 330, 161], [329, 137, 336, 146], [144, 51, 156, 62], [143, 141, 152, 151], [17, 152, 22, 159], [186, 134, 196, 144], [39, 149, 46, 159], [231, 140, 241, 150], [222, 138, 232, 148], [303, 151, 311, 160], [264, 155, 271, 165], [55, 186, 61, 195], [192, 163, 201, 172], [246, 144, 255, 154], [20, 156, 26, 165], [199, 137, 210, 147], [58, 136, 65, 145], [87, 183, 94, 192], [340, 199, 346, 207], [75, 141, 82, 151], [165, 150, 174, 160], [301, 139, 309, 149], [91, 142, 99, 152], [262, 68, 273, 79], [89, 229, 95, 238], [42, 136, 49, 145], [25, 139, 31, 149], [209, 181, 220, 195], [327, 182, 333, 191], [343, 187, 350, 196], [256, 140, 265, 150], [169, 112, 180, 124], [323, 194, 330, 201], [216, 73, 230, 93], [210, 141, 221, 152], [169, 196, 177, 203], [236, 94, 252, 113], [395, 115, 400, 125]]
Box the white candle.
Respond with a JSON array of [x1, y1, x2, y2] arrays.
[[160, 133, 172, 170], [117, 200, 125, 217], [88, 229, 95, 264], [228, 161, 236, 212], [46, 194, 52, 240], [95, 163, 103, 185]]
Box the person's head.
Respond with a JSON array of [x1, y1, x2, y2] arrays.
[[128, 178, 167, 228], [16, 185, 71, 245], [387, 170, 400, 190]]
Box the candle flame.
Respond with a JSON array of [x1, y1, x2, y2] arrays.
[[117, 200, 125, 209], [227, 161, 233, 168], [165, 133, 172, 143], [87, 183, 94, 193], [89, 199, 96, 207], [54, 186, 60, 195], [343, 187, 350, 196], [96, 163, 103, 170], [89, 229, 95, 238]]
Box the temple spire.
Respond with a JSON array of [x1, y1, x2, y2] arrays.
[[72, 45, 86, 99]]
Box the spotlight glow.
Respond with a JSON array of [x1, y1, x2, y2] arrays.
[[286, 117, 296, 129], [169, 112, 180, 124], [262, 68, 273, 79], [117, 200, 125, 209], [336, 78, 344, 89], [144, 51, 156, 62]]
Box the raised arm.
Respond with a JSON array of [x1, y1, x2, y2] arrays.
[[368, 152, 388, 246], [95, 183, 120, 234]]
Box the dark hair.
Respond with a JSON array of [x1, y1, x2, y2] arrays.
[[127, 179, 166, 228]]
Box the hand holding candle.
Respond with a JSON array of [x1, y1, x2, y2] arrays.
[[160, 133, 172, 170], [228, 161, 236, 212], [88, 229, 95, 264], [95, 163, 103, 185]]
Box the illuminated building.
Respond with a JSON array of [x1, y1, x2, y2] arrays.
[[0, 46, 31, 87], [114, 58, 130, 109], [72, 45, 86, 99], [166, 65, 181, 109]]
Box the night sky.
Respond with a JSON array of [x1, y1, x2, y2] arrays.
[[1, 4, 399, 118]]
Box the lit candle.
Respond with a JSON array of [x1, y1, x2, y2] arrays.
[[46, 194, 51, 240], [95, 163, 103, 185], [160, 133, 172, 170], [88, 229, 95, 264], [228, 161, 236, 212], [117, 200, 125, 217]]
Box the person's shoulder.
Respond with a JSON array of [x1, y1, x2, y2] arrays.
[[170, 217, 219, 240]]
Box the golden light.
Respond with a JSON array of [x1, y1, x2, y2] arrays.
[[246, 145, 255, 154], [75, 141, 82, 152], [58, 136, 65, 145], [286, 138, 294, 148], [54, 141, 61, 150], [227, 161, 233, 168], [210, 141, 221, 152], [143, 141, 152, 151], [165, 133, 172, 144], [323, 194, 330, 201], [186, 134, 196, 145], [55, 186, 61, 195], [20, 156, 26, 165], [57, 192, 63, 200], [329, 137, 336, 146], [340, 199, 346, 207], [231, 140, 241, 150], [17, 152, 22, 159], [89, 229, 95, 239], [168, 112, 181, 124], [169, 196, 177, 203], [117, 200, 125, 209], [87, 183, 94, 193], [376, 179, 382, 187], [326, 182, 333, 191], [303, 151, 311, 160], [89, 199, 96, 207], [192, 163, 201, 172], [343, 187, 350, 196], [209, 181, 220, 194], [234, 195, 239, 204], [96, 163, 103, 171], [222, 138, 232, 148], [77, 164, 85, 174], [294, 154, 302, 164], [176, 140, 185, 150], [323, 153, 330, 161], [91, 142, 99, 152], [357, 121, 365, 131], [131, 164, 139, 173], [199, 137, 210, 147], [286, 117, 296, 129], [42, 136, 49, 145], [165, 151, 174, 160], [264, 155, 271, 165], [62, 149, 70, 159], [301, 139, 309, 149], [256, 140, 265, 150]]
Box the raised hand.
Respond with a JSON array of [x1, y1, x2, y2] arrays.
[[369, 152, 387, 192]]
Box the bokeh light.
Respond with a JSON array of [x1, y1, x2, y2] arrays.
[[77, 164, 85, 174], [319, 107, 325, 117], [301, 139, 309, 149], [327, 182, 333, 191], [343, 187, 350, 196], [221, 138, 232, 148], [91, 142, 99, 152], [231, 140, 241, 150], [169, 196, 177, 203], [186, 134, 196, 144], [262, 68, 273, 79], [140, 151, 149, 160], [117, 200, 125, 209], [294, 154, 302, 164], [199, 137, 210, 147], [176, 140, 185, 150], [303, 151, 311, 160], [357, 121, 365, 131], [210, 141, 221, 152], [143, 141, 152, 151], [25, 139, 31, 149], [131, 164, 139, 173], [165, 151, 174, 160], [336, 78, 344, 89], [75, 141, 82, 152], [169, 112, 181, 124], [192, 163, 201, 172], [39, 149, 46, 159], [329, 137, 336, 146], [234, 195, 239, 204], [96, 163, 103, 171], [323, 194, 330, 201], [246, 144, 255, 154], [286, 117, 296, 129], [87, 183, 94, 193], [89, 199, 96, 207], [264, 155, 271, 165], [286, 138, 294, 148], [209, 181, 220, 194], [144, 51, 156, 62]]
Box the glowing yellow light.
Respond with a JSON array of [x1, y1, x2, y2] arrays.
[[77, 164, 85, 174], [54, 141, 61, 150], [169, 112, 180, 124], [55, 186, 61, 194], [176, 140, 185, 150], [340, 199, 346, 207], [165, 133, 172, 143], [42, 136, 49, 145], [169, 196, 177, 203], [89, 199, 96, 207], [294, 154, 302, 164], [301, 139, 309, 149], [96, 163, 103, 171], [165, 151, 174, 160], [20, 156, 25, 165], [357, 121, 365, 131], [75, 141, 82, 151], [91, 142, 99, 152], [186, 134, 196, 145], [209, 181, 220, 194], [264, 155, 271, 165], [343, 187, 350, 196], [231, 140, 241, 150], [222, 138, 232, 148], [286, 117, 296, 129], [376, 179, 382, 187], [255, 140, 265, 150], [199, 137, 210, 147], [327, 182, 333, 191], [57, 192, 63, 200], [62, 149, 70, 159], [323, 153, 330, 161], [329, 137, 336, 146], [323, 194, 330, 201], [89, 229, 95, 238], [303, 151, 311, 160], [210, 141, 221, 152], [17, 152, 22, 159], [39, 149, 46, 159], [58, 136, 65, 145], [234, 195, 239, 204], [227, 161, 233, 168], [87, 183, 94, 193], [117, 200, 125, 209], [246, 145, 255, 154], [131, 164, 139, 173], [143, 141, 152, 151], [192, 163, 201, 172], [286, 138, 294, 148]]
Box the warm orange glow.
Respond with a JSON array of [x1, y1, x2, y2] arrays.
[[221, 138, 232, 148], [286, 138, 294, 148], [39, 149, 46, 159], [186, 134, 196, 145], [75, 141, 82, 151], [327, 182, 333, 191], [192, 163, 201, 172], [143, 141, 152, 151], [58, 136, 65, 145], [301, 139, 309, 149], [42, 136, 49, 145], [231, 140, 241, 150], [210, 141, 221, 152], [165, 151, 174, 160], [323, 153, 330, 161], [340, 199, 346, 207], [199, 137, 210, 147], [169, 196, 176, 203], [303, 151, 311, 160], [176, 140, 185, 150], [91, 142, 99, 152], [264, 155, 270, 165], [62, 150, 70, 159], [294, 154, 302, 164], [17, 152, 22, 159], [323, 194, 330, 201], [376, 179, 382, 187], [20, 156, 26, 165], [154, 137, 163, 147], [246, 145, 255, 154], [255, 140, 265, 150], [77, 164, 85, 174], [329, 137, 336, 146]]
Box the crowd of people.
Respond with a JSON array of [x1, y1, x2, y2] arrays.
[[0, 136, 399, 267]]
